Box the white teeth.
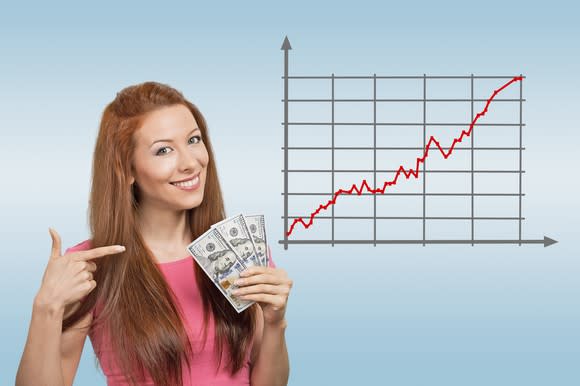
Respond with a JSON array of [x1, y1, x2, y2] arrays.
[[172, 176, 199, 187]]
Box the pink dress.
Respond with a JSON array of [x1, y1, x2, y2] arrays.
[[64, 239, 276, 386]]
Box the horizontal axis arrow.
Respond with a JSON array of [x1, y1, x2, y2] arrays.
[[278, 236, 558, 247]]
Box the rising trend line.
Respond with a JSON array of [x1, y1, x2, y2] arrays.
[[286, 75, 524, 237]]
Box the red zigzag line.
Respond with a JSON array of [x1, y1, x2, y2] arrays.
[[286, 75, 523, 237]]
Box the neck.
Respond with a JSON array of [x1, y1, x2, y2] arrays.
[[136, 203, 192, 248]]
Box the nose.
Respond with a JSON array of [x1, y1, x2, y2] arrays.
[[177, 145, 203, 174]]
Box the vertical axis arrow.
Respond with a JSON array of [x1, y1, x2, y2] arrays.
[[281, 36, 291, 250]]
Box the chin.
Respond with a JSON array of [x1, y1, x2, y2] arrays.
[[182, 194, 204, 210]]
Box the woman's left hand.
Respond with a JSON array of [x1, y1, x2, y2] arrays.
[[232, 267, 293, 326]]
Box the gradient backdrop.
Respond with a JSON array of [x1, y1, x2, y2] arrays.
[[1, 1, 578, 385]]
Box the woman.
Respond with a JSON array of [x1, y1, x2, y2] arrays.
[[16, 82, 292, 386]]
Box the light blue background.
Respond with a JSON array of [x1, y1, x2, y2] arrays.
[[1, 1, 578, 385]]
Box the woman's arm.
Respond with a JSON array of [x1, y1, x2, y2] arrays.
[[15, 296, 67, 386], [232, 266, 293, 386], [16, 296, 93, 386], [249, 305, 289, 386]]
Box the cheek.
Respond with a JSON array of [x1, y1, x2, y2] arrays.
[[137, 158, 177, 183], [201, 147, 210, 166]]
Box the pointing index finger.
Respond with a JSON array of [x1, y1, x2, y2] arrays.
[[73, 245, 126, 261]]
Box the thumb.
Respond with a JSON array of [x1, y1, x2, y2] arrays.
[[48, 227, 62, 259]]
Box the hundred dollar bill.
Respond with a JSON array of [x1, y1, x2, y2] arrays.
[[212, 213, 262, 268], [186, 228, 254, 313], [244, 214, 268, 266]]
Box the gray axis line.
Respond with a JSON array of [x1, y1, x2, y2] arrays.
[[283, 192, 525, 196], [331, 73, 335, 247], [282, 75, 527, 80], [283, 122, 524, 126], [283, 146, 526, 151], [277, 237, 557, 247], [471, 74, 475, 246], [519, 75, 524, 246], [283, 169, 525, 173], [373, 74, 377, 247], [282, 216, 526, 220], [281, 36, 291, 250], [282, 98, 526, 102], [422, 74, 427, 246]]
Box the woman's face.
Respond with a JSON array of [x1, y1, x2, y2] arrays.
[[131, 104, 209, 212]]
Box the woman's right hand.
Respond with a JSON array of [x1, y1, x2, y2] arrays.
[[34, 228, 126, 311]]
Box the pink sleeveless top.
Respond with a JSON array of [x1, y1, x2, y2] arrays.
[[64, 239, 276, 386]]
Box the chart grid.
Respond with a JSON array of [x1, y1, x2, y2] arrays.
[[278, 37, 554, 248]]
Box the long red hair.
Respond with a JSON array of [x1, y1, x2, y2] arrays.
[[61, 81, 257, 386]]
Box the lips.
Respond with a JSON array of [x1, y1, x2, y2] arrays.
[[170, 173, 201, 190], [170, 173, 200, 184]]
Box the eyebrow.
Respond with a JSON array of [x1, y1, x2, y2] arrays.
[[150, 128, 200, 147]]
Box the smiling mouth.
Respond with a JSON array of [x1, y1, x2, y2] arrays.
[[170, 174, 200, 188]]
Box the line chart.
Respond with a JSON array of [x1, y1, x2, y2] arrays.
[[286, 76, 521, 236], [278, 36, 557, 249]]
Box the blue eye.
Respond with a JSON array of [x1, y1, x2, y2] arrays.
[[155, 135, 202, 156], [156, 147, 170, 156], [189, 135, 202, 144]]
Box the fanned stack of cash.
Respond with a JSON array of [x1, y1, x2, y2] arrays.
[[186, 214, 268, 313]]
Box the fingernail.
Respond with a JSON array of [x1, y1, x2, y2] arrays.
[[115, 245, 126, 251], [234, 279, 243, 286]]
